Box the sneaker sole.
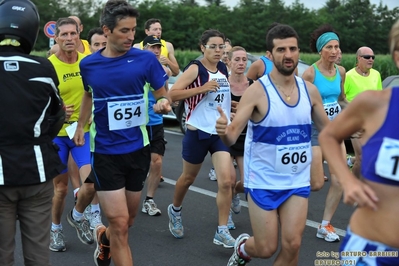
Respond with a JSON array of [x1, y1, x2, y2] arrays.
[[141, 207, 162, 216], [49, 246, 66, 252], [316, 232, 340, 242], [213, 238, 234, 248]]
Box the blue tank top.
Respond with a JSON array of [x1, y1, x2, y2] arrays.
[[312, 64, 341, 104], [361, 87, 399, 186], [261, 56, 274, 76], [146, 83, 163, 126]]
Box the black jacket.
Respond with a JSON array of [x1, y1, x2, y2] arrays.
[[0, 49, 65, 186]]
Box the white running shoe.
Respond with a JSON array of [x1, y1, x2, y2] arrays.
[[209, 168, 217, 181]]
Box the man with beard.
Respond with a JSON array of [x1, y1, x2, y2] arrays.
[[216, 24, 329, 266]]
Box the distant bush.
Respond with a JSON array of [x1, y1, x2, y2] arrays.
[[32, 50, 398, 80]]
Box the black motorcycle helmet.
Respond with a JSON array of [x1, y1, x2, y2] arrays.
[[0, 0, 40, 54]]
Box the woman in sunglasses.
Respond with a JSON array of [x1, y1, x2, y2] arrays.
[[319, 19, 399, 265], [344, 47, 383, 180], [302, 24, 349, 243]]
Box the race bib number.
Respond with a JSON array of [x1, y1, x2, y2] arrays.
[[206, 91, 225, 110], [375, 137, 399, 181], [275, 143, 311, 174], [107, 99, 146, 131], [324, 101, 341, 120]]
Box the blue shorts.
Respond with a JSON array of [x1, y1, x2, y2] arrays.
[[182, 129, 229, 164], [245, 186, 310, 211], [340, 227, 399, 266], [53, 132, 91, 173]]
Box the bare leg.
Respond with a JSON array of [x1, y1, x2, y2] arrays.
[[310, 146, 324, 191], [351, 138, 362, 179]]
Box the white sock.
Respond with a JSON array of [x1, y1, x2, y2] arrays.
[[73, 188, 80, 198], [239, 243, 250, 258], [321, 220, 330, 226], [72, 207, 83, 221], [51, 223, 62, 231], [91, 204, 100, 213]]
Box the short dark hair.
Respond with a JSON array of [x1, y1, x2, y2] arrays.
[[144, 18, 161, 30], [199, 29, 225, 46], [266, 24, 299, 52], [87, 27, 104, 45], [309, 24, 339, 53], [100, 0, 140, 32], [225, 38, 232, 46], [55, 17, 78, 37]]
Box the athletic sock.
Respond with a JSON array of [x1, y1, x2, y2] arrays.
[[172, 205, 182, 213], [73, 188, 80, 198], [145, 196, 153, 201], [321, 220, 330, 226], [72, 207, 83, 221], [51, 223, 62, 231], [239, 243, 251, 259]]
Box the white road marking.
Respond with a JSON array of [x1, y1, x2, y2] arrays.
[[162, 177, 346, 237]]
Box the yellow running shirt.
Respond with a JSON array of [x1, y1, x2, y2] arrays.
[[48, 52, 90, 136], [344, 68, 382, 102]]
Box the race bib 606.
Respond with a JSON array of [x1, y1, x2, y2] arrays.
[[275, 143, 311, 174]]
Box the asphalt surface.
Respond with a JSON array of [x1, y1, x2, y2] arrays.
[[13, 120, 355, 266]]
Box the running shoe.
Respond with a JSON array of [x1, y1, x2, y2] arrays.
[[316, 223, 340, 242], [142, 199, 162, 216], [67, 210, 94, 245], [90, 211, 103, 230], [93, 225, 111, 266], [49, 229, 66, 252], [209, 168, 217, 181], [167, 204, 184, 238], [231, 194, 241, 214], [213, 229, 235, 248], [227, 233, 251, 266], [228, 209, 236, 230]]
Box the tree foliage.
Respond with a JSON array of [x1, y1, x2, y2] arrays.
[[32, 0, 398, 54]]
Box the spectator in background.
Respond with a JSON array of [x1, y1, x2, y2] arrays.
[[133, 18, 180, 76], [0, 0, 65, 264], [87, 27, 107, 53], [319, 19, 399, 265], [344, 46, 382, 179]]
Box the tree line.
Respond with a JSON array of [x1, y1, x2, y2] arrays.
[[32, 0, 399, 55]]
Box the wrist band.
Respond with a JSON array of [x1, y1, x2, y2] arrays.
[[157, 96, 169, 103]]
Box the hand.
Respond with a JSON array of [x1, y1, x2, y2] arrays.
[[202, 80, 220, 94], [341, 177, 379, 211], [216, 106, 228, 135], [159, 55, 168, 65], [153, 98, 171, 114], [65, 104, 74, 121], [231, 100, 239, 113], [73, 126, 85, 147]]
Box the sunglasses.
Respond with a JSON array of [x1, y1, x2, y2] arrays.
[[360, 55, 375, 60]]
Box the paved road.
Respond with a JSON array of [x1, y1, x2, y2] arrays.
[[14, 120, 354, 266]]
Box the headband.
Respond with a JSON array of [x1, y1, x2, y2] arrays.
[[316, 32, 339, 53]]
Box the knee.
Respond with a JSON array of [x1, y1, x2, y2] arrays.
[[53, 183, 68, 198], [150, 157, 162, 170], [179, 174, 195, 187], [108, 217, 129, 236], [256, 243, 278, 259], [281, 237, 302, 254]]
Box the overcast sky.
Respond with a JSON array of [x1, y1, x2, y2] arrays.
[[197, 0, 397, 10]]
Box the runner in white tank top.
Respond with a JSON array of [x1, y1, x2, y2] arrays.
[[216, 24, 330, 266]]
